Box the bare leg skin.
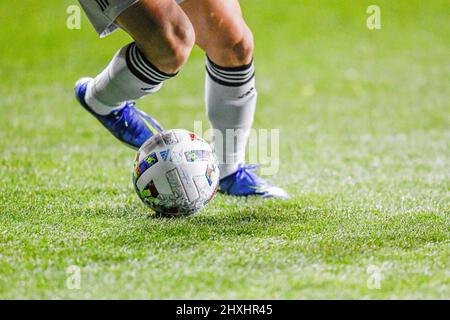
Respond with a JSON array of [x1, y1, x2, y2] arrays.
[[180, 0, 254, 67], [116, 0, 195, 73], [75, 0, 196, 149]]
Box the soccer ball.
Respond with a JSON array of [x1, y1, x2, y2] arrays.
[[132, 129, 220, 217]]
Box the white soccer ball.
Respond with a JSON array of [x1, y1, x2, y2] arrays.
[[132, 129, 220, 217]]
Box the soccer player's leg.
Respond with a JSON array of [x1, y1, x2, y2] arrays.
[[75, 0, 195, 149], [180, 0, 289, 199]]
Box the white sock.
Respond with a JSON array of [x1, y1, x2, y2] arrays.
[[85, 42, 176, 115], [205, 57, 257, 179]]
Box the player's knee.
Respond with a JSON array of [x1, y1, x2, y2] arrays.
[[162, 23, 195, 72], [213, 27, 254, 66], [232, 28, 254, 64], [139, 23, 195, 74]]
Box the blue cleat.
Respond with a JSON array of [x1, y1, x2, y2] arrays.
[[74, 78, 163, 150], [219, 164, 290, 199]]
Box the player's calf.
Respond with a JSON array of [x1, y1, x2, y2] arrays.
[[180, 0, 288, 198], [116, 0, 195, 74], [203, 24, 257, 179], [86, 0, 194, 112], [75, 0, 194, 149]]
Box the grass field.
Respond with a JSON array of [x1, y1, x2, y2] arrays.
[[0, 0, 449, 299]]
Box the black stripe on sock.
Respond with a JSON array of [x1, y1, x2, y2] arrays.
[[130, 45, 167, 82], [207, 56, 253, 72], [209, 65, 254, 78], [125, 43, 177, 85], [206, 56, 255, 87], [206, 68, 255, 87], [206, 64, 253, 82]]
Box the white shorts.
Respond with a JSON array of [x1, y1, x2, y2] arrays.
[[79, 0, 185, 38]]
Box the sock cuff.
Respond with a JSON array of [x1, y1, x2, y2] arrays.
[[125, 43, 177, 85], [205, 56, 255, 87]]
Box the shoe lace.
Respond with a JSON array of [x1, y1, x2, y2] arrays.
[[113, 102, 137, 131], [235, 164, 264, 185]]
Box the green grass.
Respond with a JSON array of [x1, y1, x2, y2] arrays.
[[0, 0, 449, 299]]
